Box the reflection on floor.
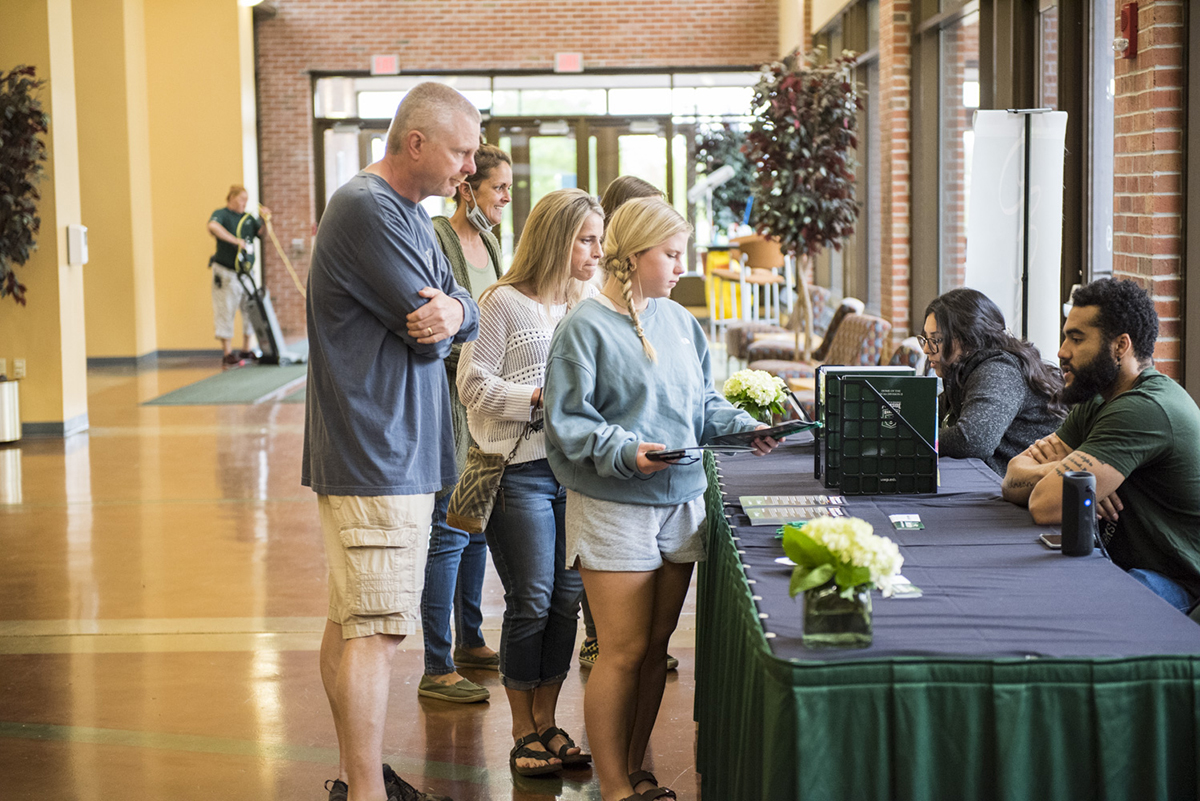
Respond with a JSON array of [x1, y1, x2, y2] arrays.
[[0, 356, 711, 800]]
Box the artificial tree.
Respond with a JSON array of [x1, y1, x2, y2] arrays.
[[694, 123, 754, 231], [745, 49, 861, 360], [0, 65, 49, 306]]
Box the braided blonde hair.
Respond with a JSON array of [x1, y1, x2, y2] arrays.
[[602, 197, 692, 362]]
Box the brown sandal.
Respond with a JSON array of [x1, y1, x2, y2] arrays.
[[509, 732, 561, 776], [629, 770, 677, 799], [539, 725, 591, 767]]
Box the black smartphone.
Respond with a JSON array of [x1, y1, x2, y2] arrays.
[[646, 448, 689, 463], [1039, 533, 1062, 550], [645, 445, 755, 462]]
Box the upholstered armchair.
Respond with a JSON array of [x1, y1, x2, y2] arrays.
[[724, 285, 836, 368], [743, 298, 864, 366], [887, 336, 928, 374], [748, 311, 893, 383]]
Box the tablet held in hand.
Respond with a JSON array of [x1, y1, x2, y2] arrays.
[[710, 420, 819, 447]]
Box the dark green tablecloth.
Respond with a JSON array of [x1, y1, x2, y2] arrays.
[[695, 444, 1200, 801]]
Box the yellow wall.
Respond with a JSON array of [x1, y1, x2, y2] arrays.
[[143, 1, 246, 351], [779, 0, 805, 56], [0, 0, 89, 432], [74, 0, 159, 359], [812, 0, 852, 34]]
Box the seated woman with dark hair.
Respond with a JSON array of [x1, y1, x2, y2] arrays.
[[921, 287, 1066, 476]]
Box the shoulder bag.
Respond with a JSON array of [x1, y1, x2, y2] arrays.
[[446, 422, 532, 534]]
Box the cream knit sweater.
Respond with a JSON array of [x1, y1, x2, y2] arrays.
[[458, 284, 593, 465]]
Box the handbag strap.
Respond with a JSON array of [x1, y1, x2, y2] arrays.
[[502, 420, 534, 466]]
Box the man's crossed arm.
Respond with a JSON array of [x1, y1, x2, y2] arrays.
[[1002, 433, 1126, 525]]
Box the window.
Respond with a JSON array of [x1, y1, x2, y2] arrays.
[[938, 10, 980, 292], [1089, 0, 1116, 279], [316, 71, 762, 121]]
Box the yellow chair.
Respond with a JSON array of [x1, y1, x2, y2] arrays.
[[703, 249, 742, 340]]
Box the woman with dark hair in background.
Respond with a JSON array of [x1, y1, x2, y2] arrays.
[[600, 175, 661, 222], [418, 143, 512, 704], [921, 287, 1066, 476]]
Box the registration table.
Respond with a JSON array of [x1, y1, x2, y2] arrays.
[[695, 439, 1200, 801]]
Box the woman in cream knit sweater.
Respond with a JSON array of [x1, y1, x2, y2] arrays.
[[457, 188, 601, 776]]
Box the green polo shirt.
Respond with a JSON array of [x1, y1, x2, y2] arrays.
[[1057, 368, 1200, 596], [209, 207, 262, 270]]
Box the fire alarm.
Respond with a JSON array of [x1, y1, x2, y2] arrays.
[[1114, 2, 1138, 59]]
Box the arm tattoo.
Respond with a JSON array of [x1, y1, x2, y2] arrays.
[[1062, 452, 1104, 473], [1006, 478, 1038, 489]]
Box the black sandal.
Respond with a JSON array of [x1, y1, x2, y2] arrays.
[[629, 770, 677, 799], [539, 725, 592, 767], [509, 732, 561, 776]]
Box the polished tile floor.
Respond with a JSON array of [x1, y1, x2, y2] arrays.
[[0, 357, 707, 801]]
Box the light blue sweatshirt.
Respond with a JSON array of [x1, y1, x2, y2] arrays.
[[543, 297, 758, 506]]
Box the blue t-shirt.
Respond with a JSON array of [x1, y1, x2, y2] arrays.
[[543, 297, 758, 506], [302, 172, 479, 496]]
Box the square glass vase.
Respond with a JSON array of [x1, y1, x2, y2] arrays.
[[802, 581, 873, 649]]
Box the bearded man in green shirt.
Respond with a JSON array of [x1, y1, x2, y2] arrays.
[[1003, 278, 1200, 612]]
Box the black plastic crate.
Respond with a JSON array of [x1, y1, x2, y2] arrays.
[[833, 377, 938, 495]]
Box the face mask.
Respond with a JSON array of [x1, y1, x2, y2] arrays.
[[464, 183, 494, 232]]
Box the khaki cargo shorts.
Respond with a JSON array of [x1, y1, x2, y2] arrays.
[[210, 263, 254, 340], [318, 493, 435, 639]]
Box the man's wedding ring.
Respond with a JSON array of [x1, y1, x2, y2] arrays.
[[427, 327, 433, 337]]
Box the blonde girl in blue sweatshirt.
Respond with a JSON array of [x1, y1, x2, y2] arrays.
[[544, 197, 779, 801]]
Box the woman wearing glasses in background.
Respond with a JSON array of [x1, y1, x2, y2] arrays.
[[921, 287, 1066, 476], [418, 143, 512, 705]]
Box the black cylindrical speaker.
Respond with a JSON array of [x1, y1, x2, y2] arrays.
[[1061, 471, 1097, 556]]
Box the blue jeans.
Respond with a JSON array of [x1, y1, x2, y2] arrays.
[[420, 492, 489, 675], [485, 459, 583, 690], [1128, 568, 1196, 613]]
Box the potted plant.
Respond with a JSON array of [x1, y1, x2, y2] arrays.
[[723, 368, 789, 423], [745, 49, 861, 360], [0, 65, 49, 306], [783, 516, 904, 649]]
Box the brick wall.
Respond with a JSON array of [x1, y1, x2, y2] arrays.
[[1112, 0, 1184, 377], [254, 0, 780, 336], [878, 0, 912, 338], [1039, 8, 1059, 109]]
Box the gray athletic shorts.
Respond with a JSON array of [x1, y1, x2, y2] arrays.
[[565, 490, 707, 572]]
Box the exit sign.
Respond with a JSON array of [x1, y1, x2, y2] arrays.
[[554, 52, 583, 73], [370, 54, 400, 75]]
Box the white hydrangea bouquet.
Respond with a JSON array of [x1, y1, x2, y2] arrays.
[[783, 516, 904, 598], [723, 369, 789, 423]]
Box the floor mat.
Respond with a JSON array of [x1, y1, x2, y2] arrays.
[[281, 386, 305, 404], [143, 363, 307, 406]]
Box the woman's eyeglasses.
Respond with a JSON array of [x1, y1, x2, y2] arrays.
[[917, 334, 944, 354]]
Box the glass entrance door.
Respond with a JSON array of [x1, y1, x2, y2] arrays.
[[488, 116, 686, 266], [319, 115, 690, 270]]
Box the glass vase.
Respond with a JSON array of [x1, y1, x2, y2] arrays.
[[802, 581, 873, 649], [738, 403, 774, 425]]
